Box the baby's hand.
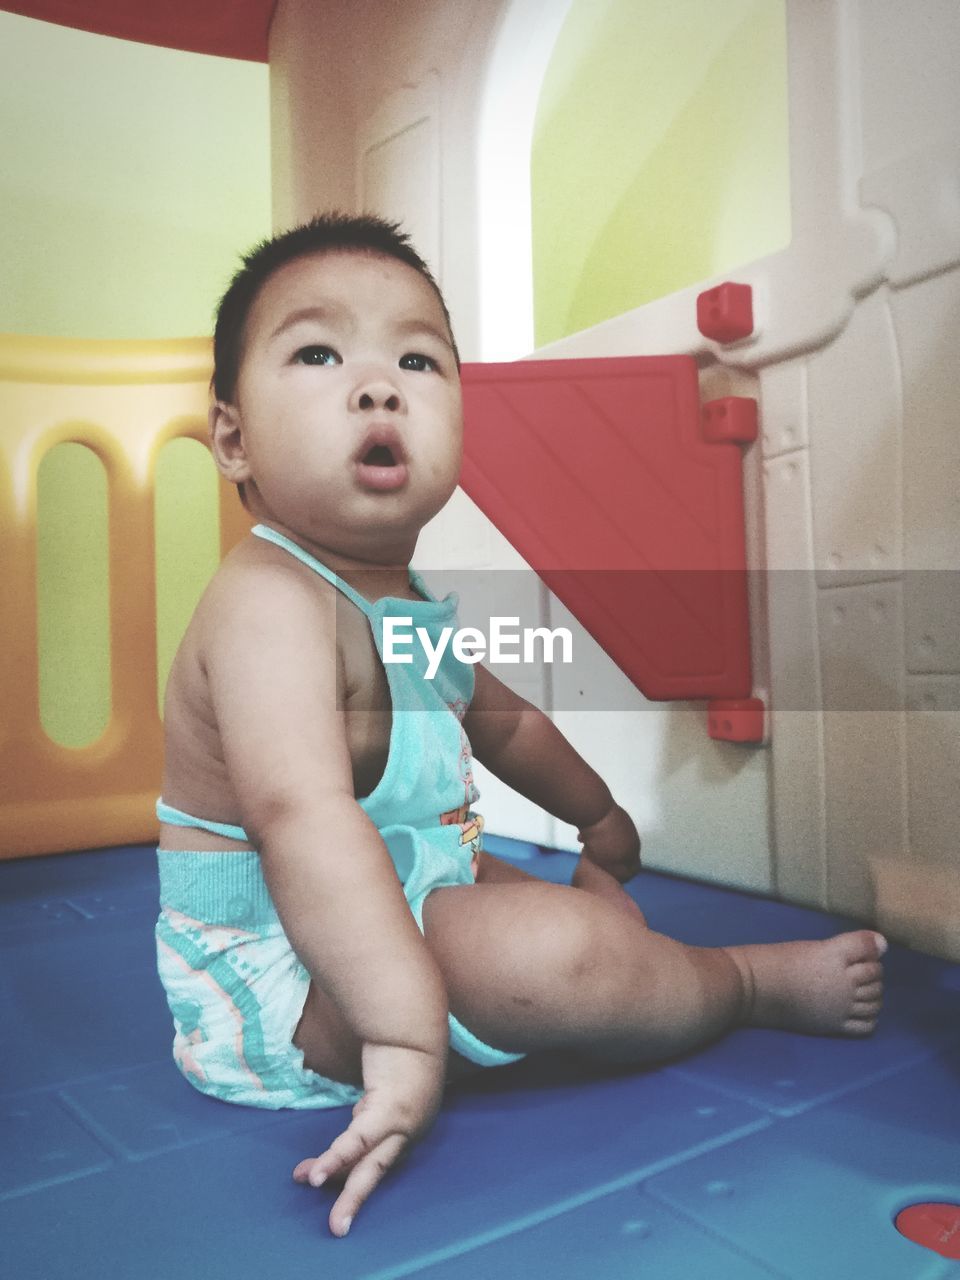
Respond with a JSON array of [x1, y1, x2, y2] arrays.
[[292, 1041, 445, 1237], [571, 853, 646, 923], [578, 803, 641, 883]]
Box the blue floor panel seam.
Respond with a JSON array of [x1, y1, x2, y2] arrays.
[[57, 1089, 139, 1164], [0, 1056, 174, 1104], [663, 1063, 792, 1114], [642, 1180, 960, 1280], [358, 1117, 775, 1280], [667, 1040, 960, 1118], [0, 1163, 115, 1206], [635, 1183, 792, 1280]]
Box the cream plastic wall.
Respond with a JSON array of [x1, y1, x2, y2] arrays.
[[270, 0, 960, 957]]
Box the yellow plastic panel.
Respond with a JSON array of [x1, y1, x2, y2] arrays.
[[0, 10, 270, 341], [36, 443, 111, 747], [0, 334, 252, 858], [154, 438, 221, 715], [532, 0, 790, 346]]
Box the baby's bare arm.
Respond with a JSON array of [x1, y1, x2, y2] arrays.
[[202, 560, 447, 1233], [464, 665, 641, 881]]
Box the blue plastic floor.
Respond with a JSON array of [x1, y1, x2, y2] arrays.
[[2, 836, 959, 1279]]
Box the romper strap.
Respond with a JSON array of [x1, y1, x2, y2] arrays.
[[156, 799, 249, 844], [251, 523, 374, 616]]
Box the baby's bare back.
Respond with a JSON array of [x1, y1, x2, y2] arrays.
[[159, 536, 394, 851]]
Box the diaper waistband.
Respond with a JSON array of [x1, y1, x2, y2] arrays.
[[157, 849, 280, 928]]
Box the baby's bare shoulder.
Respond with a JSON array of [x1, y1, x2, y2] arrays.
[[164, 537, 344, 730], [194, 537, 340, 657], [164, 537, 339, 725]]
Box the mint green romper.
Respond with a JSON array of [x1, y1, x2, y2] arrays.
[[155, 523, 523, 1110]]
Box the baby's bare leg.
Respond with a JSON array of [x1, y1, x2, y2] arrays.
[[294, 858, 643, 1085], [478, 850, 646, 922], [421, 881, 885, 1063]]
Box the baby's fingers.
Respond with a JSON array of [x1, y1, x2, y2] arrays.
[[292, 1157, 319, 1184], [297, 1110, 383, 1188], [291, 1114, 411, 1235], [327, 1132, 407, 1236]]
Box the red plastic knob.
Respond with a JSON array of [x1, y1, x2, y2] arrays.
[[697, 282, 754, 343], [708, 698, 765, 743], [702, 397, 759, 445]]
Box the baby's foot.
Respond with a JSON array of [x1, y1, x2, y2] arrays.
[[727, 930, 886, 1036]]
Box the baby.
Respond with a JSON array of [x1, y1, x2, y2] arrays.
[[156, 213, 885, 1238]]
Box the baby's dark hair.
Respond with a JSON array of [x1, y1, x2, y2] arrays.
[[212, 212, 459, 404]]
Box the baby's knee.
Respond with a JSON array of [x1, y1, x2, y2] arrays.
[[531, 891, 613, 989]]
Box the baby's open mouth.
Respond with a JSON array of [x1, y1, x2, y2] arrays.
[[363, 444, 398, 467], [355, 434, 408, 491]]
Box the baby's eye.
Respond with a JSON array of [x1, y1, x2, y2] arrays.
[[399, 352, 439, 372], [294, 345, 341, 366]]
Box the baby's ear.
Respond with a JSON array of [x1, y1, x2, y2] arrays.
[[209, 400, 252, 484]]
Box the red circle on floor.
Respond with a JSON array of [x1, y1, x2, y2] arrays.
[[895, 1203, 960, 1259]]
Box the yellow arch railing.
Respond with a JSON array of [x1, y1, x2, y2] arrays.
[[0, 335, 251, 859]]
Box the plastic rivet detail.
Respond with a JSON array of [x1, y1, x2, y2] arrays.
[[621, 1220, 651, 1238], [702, 397, 759, 445], [696, 282, 754, 343], [708, 698, 765, 743], [895, 1203, 960, 1259]]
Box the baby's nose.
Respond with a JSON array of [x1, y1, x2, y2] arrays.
[[359, 388, 401, 411], [352, 376, 404, 413]]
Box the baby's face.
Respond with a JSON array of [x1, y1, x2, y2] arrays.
[[231, 250, 463, 557]]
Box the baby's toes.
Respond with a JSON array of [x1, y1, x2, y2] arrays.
[[842, 1011, 880, 1035], [851, 996, 882, 1017], [855, 979, 883, 1003], [847, 960, 884, 991], [833, 931, 886, 975]]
